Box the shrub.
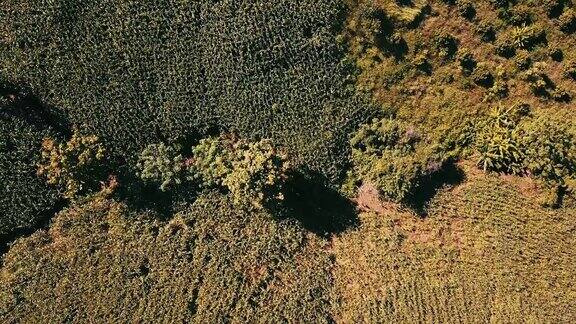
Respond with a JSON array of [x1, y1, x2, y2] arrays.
[[494, 40, 516, 58], [522, 62, 552, 96], [510, 25, 545, 50], [458, 50, 477, 74], [137, 143, 185, 192], [37, 130, 108, 199], [346, 118, 446, 203], [550, 87, 572, 102], [559, 9, 576, 33], [476, 22, 496, 42], [543, 0, 567, 18], [190, 136, 290, 209], [456, 0, 476, 20], [550, 47, 564, 61], [0, 0, 375, 186], [514, 51, 532, 70], [475, 106, 524, 173], [506, 6, 534, 26], [565, 60, 576, 80], [434, 33, 459, 59], [472, 64, 495, 87], [484, 81, 509, 101]]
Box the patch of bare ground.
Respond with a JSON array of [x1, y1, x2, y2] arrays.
[[353, 178, 468, 250]]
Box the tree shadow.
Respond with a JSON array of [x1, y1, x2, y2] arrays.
[[0, 81, 71, 137], [0, 81, 72, 260], [405, 162, 466, 216], [0, 199, 68, 260], [279, 170, 359, 237]]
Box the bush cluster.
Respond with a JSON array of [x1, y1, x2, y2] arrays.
[[191, 136, 290, 209], [138, 135, 290, 209], [345, 118, 446, 203], [0, 0, 374, 186], [474, 105, 576, 205], [37, 130, 108, 200]]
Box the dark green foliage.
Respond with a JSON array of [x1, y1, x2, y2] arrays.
[[345, 118, 447, 203], [0, 93, 61, 240], [0, 193, 334, 322], [519, 117, 576, 192], [0, 0, 374, 185]]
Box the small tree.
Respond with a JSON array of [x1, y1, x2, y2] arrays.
[[38, 130, 108, 199], [137, 143, 185, 192]]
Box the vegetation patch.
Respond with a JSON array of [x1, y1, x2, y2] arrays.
[[0, 192, 334, 322], [332, 166, 576, 322], [0, 0, 375, 185]]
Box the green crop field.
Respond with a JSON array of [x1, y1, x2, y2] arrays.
[[0, 0, 575, 322]]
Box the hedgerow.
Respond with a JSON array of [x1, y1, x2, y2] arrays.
[[0, 90, 61, 240], [137, 135, 290, 209], [0, 192, 333, 323], [0, 0, 375, 185]]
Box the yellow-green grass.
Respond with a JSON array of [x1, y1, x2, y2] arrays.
[[0, 192, 334, 323], [332, 162, 576, 322]]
